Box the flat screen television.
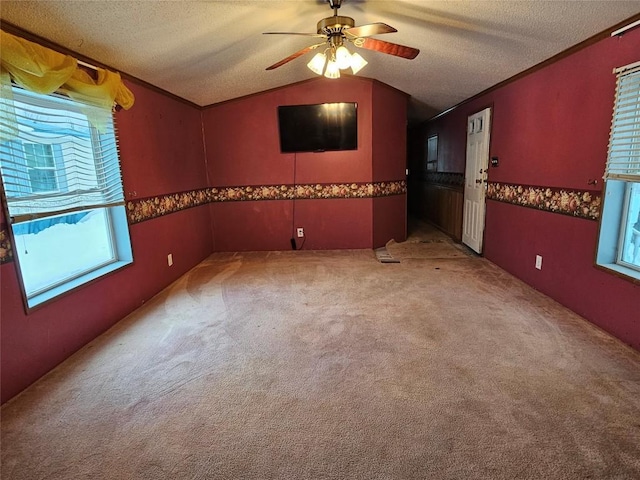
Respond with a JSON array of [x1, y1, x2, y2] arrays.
[[277, 102, 357, 153]]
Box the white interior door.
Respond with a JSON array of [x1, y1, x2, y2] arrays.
[[462, 108, 491, 254]]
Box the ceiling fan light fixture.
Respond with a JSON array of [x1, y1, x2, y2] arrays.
[[324, 59, 341, 79], [349, 52, 368, 74], [307, 52, 327, 75], [335, 45, 352, 70]]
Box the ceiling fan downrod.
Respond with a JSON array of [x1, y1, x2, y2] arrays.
[[328, 0, 343, 15], [319, 0, 354, 36]]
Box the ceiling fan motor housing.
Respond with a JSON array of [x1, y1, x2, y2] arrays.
[[317, 16, 355, 36]]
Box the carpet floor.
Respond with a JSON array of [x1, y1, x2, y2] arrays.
[[2, 221, 639, 479]]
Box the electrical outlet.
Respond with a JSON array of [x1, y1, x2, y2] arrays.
[[535, 255, 542, 270], [297, 228, 304, 238], [168, 253, 173, 266]]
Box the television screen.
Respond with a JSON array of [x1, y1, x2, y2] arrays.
[[278, 102, 358, 153]]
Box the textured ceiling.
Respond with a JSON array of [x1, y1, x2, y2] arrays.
[[1, 1, 640, 122]]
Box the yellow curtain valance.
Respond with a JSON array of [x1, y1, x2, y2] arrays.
[[0, 29, 134, 110]]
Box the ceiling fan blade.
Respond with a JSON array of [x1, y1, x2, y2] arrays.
[[355, 38, 419, 59], [263, 32, 326, 38], [344, 22, 397, 38], [266, 43, 325, 70]]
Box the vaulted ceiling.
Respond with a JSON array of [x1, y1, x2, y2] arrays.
[[2, 1, 639, 122]]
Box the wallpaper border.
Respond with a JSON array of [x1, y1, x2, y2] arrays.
[[126, 180, 407, 224], [486, 182, 601, 221], [0, 181, 407, 264], [0, 180, 601, 265], [0, 224, 13, 265]]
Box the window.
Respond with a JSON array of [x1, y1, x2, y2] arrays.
[[596, 62, 640, 281], [426, 135, 438, 172], [0, 87, 133, 308]]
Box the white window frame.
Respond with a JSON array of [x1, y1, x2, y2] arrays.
[[0, 86, 133, 310], [596, 62, 640, 282]]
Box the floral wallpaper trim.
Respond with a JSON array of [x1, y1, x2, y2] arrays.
[[0, 181, 599, 265], [0, 224, 13, 264], [486, 182, 601, 221], [126, 181, 407, 224]]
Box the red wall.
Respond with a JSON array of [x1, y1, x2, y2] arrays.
[[0, 81, 214, 403], [202, 76, 406, 251], [372, 82, 408, 246], [419, 28, 640, 349]]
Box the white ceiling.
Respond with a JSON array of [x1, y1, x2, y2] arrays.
[[1, 1, 639, 122]]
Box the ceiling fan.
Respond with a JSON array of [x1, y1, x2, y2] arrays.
[[263, 0, 419, 78]]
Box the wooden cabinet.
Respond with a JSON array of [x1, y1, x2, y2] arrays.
[[410, 181, 463, 242]]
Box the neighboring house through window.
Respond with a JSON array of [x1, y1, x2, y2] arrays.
[[24, 143, 59, 192]]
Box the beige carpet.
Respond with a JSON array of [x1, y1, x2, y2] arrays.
[[2, 221, 640, 479]]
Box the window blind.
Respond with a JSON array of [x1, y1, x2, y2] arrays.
[[0, 87, 125, 224], [605, 64, 640, 182]]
